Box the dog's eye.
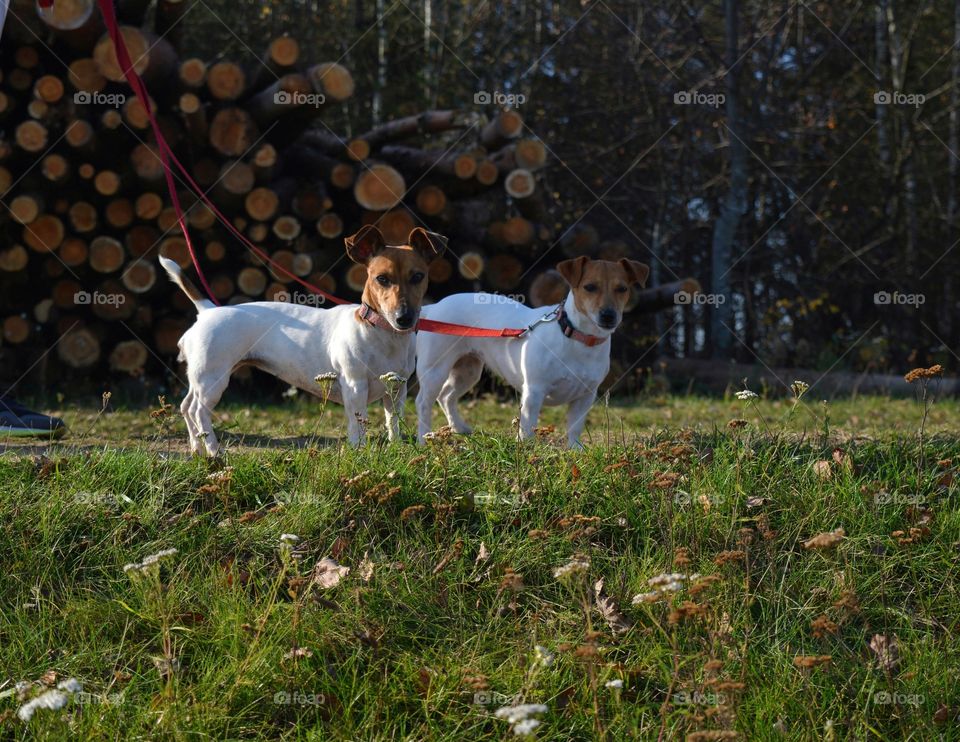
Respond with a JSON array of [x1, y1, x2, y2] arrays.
[[583, 283, 598, 292], [615, 285, 628, 293], [376, 275, 391, 286], [410, 272, 425, 285]]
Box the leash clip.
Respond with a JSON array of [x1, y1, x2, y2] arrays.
[[517, 304, 562, 338]]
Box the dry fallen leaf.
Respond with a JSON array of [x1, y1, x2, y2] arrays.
[[311, 557, 350, 588], [813, 460, 832, 479], [868, 634, 900, 672], [594, 578, 632, 636], [358, 552, 374, 583], [475, 542, 491, 565]]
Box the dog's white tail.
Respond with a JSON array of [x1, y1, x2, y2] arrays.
[[159, 257, 215, 312]]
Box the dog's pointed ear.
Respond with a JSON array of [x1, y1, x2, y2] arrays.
[[619, 259, 650, 288], [408, 227, 447, 262], [344, 225, 385, 264], [556, 256, 590, 288]]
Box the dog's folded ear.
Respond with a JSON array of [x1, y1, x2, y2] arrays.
[[408, 227, 448, 261], [619, 259, 650, 288], [556, 256, 590, 287], [345, 225, 386, 264]]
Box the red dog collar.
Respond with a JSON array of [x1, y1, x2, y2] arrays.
[[557, 309, 607, 347], [357, 303, 414, 334]]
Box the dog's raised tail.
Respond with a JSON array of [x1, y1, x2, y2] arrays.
[[159, 257, 215, 312]]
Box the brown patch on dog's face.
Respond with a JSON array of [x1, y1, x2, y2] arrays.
[[347, 226, 447, 331], [556, 256, 649, 331]]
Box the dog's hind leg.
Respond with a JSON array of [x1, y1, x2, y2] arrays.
[[190, 371, 231, 457], [565, 392, 595, 450], [180, 391, 203, 455], [415, 359, 456, 442], [438, 354, 483, 434]]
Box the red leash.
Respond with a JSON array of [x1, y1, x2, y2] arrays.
[[91, 0, 536, 338]]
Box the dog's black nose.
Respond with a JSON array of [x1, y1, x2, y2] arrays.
[[598, 308, 618, 328], [396, 311, 415, 329]]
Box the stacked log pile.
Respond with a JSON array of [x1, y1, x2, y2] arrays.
[[0, 3, 690, 384]]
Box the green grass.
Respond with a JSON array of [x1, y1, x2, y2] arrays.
[[1, 391, 959, 740]]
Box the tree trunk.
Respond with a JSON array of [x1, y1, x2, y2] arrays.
[[709, 0, 747, 359], [946, 0, 960, 345]]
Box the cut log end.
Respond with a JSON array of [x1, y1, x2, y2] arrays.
[[94, 27, 150, 82], [179, 58, 207, 88], [24, 215, 65, 253], [308, 62, 355, 101], [2, 315, 31, 344], [15, 120, 48, 152], [317, 212, 344, 239], [109, 340, 148, 373], [458, 251, 486, 280], [207, 61, 246, 101], [0, 245, 30, 272], [268, 36, 301, 67], [89, 236, 126, 273], [504, 169, 536, 199], [354, 164, 406, 211], [59, 327, 102, 369], [273, 215, 302, 241], [237, 267, 268, 296], [416, 185, 447, 216], [244, 187, 280, 222], [530, 269, 568, 308], [121, 260, 157, 293], [345, 263, 367, 292], [209, 108, 259, 157]]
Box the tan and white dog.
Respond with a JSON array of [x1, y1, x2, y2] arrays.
[[415, 256, 648, 448], [160, 225, 445, 455]]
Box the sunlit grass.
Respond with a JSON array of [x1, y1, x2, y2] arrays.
[[0, 393, 957, 739]]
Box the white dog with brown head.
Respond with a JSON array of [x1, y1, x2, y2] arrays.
[[160, 225, 445, 455], [415, 256, 649, 448]]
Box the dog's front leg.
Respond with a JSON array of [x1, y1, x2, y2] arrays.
[[566, 393, 595, 450], [341, 378, 370, 446], [518, 385, 546, 440], [383, 381, 406, 442]]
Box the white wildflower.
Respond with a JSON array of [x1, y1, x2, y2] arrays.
[[123, 548, 178, 577], [553, 558, 590, 579], [513, 718, 541, 736], [735, 390, 758, 401], [315, 372, 338, 383], [534, 645, 554, 668], [632, 572, 697, 604], [17, 679, 81, 722], [495, 703, 548, 724], [379, 372, 406, 392], [605, 679, 624, 689], [279, 534, 300, 545], [283, 386, 299, 399], [56, 679, 82, 694], [790, 380, 809, 398]]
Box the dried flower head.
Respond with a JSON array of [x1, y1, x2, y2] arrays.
[[803, 528, 845, 550], [810, 615, 838, 638], [904, 365, 943, 383], [792, 655, 832, 669]]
